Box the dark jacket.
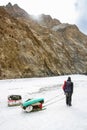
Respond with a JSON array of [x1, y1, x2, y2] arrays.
[[64, 80, 73, 94]]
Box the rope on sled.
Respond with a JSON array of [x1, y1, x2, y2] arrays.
[[43, 96, 65, 107], [45, 92, 63, 104]]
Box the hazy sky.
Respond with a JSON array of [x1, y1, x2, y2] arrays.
[[0, 0, 87, 35]]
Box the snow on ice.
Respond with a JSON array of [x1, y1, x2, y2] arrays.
[[0, 74, 87, 130]]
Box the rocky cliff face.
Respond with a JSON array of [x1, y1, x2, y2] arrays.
[[0, 3, 87, 79]]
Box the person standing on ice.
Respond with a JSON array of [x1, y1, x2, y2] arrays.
[[62, 77, 73, 106]]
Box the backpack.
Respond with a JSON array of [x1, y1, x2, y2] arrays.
[[62, 81, 66, 91]]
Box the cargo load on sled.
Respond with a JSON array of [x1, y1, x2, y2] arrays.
[[21, 98, 44, 112], [8, 95, 22, 106]]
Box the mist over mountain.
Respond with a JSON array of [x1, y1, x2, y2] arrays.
[[0, 3, 87, 79], [75, 0, 87, 35]]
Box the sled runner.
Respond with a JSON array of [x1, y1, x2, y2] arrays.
[[8, 95, 22, 106], [27, 107, 46, 113], [21, 98, 44, 112]]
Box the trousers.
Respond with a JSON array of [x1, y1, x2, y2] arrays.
[[65, 92, 72, 106]]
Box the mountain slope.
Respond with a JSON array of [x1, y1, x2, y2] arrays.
[[0, 3, 87, 79]]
